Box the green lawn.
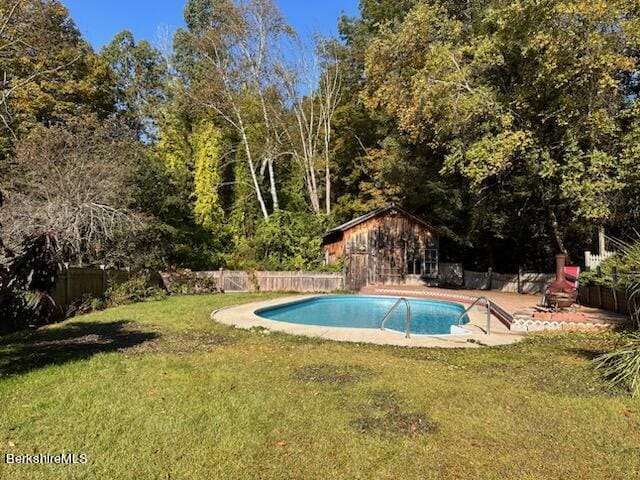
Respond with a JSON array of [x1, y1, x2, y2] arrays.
[[1, 293, 639, 479]]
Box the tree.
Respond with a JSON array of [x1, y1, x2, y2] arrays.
[[363, 0, 640, 259], [101, 30, 168, 140], [191, 120, 224, 230], [1, 115, 142, 266], [177, 0, 295, 219], [0, 0, 114, 153], [278, 38, 342, 214]]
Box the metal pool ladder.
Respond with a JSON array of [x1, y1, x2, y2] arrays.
[[380, 297, 411, 338], [457, 296, 492, 335]]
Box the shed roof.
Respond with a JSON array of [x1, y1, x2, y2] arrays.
[[322, 204, 440, 240]]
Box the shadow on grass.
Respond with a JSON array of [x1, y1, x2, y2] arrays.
[[0, 320, 158, 377]]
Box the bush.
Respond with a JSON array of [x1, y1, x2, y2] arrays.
[[579, 241, 640, 289], [0, 231, 63, 334], [65, 294, 107, 318], [106, 274, 167, 307], [161, 269, 219, 295], [593, 236, 640, 396], [240, 211, 329, 270]]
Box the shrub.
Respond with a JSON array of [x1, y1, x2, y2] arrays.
[[1, 231, 63, 333], [579, 240, 640, 289], [65, 294, 107, 318], [106, 274, 167, 307], [593, 236, 640, 396], [594, 333, 640, 397], [160, 269, 220, 295]]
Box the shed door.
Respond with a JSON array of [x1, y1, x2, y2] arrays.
[[345, 252, 369, 291]]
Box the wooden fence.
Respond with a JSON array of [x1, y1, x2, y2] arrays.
[[463, 269, 554, 294], [188, 270, 344, 293], [52, 266, 131, 312], [52, 268, 343, 311], [254, 271, 343, 292], [578, 285, 636, 316]]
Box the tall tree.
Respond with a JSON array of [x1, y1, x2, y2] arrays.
[[363, 0, 640, 259], [0, 0, 113, 152], [176, 0, 294, 219], [278, 38, 342, 215], [101, 30, 168, 140], [1, 115, 142, 265]]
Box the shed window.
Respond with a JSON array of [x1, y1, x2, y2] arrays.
[[407, 254, 421, 275], [424, 248, 438, 277], [406, 248, 438, 276]]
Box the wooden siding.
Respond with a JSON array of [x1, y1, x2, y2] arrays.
[[324, 209, 439, 290]]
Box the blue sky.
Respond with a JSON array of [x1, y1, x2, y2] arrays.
[[62, 0, 360, 50]]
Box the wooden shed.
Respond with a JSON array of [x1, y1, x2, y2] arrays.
[[322, 204, 440, 290]]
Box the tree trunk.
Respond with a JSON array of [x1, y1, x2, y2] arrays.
[[325, 159, 331, 215], [267, 157, 279, 211], [549, 210, 569, 257], [238, 125, 269, 220]]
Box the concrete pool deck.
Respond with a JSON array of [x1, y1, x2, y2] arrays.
[[211, 295, 525, 348]]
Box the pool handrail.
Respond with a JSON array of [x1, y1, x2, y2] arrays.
[[379, 297, 411, 338], [456, 296, 492, 335]]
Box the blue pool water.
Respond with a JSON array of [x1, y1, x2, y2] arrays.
[[256, 295, 469, 336]]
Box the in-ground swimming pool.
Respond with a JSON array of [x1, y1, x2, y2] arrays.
[[255, 295, 470, 336]]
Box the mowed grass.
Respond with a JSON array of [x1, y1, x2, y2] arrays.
[[1, 293, 639, 480]]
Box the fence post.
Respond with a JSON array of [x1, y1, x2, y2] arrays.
[[219, 267, 224, 292], [517, 266, 523, 294], [584, 251, 590, 270], [612, 266, 619, 312], [100, 264, 107, 296], [585, 285, 590, 305], [487, 267, 493, 291], [64, 262, 71, 307]]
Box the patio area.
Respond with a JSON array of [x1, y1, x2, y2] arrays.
[[360, 285, 628, 332]]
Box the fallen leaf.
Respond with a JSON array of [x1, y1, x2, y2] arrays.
[[276, 441, 287, 447]]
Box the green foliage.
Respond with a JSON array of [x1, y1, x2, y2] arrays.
[[0, 0, 115, 152], [361, 0, 640, 261], [579, 239, 640, 289], [106, 274, 167, 307], [591, 235, 640, 396], [227, 211, 330, 270], [191, 121, 224, 230], [0, 232, 63, 334], [595, 333, 640, 397], [100, 30, 168, 139], [163, 270, 219, 295]]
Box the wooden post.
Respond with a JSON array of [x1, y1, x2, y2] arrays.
[[100, 265, 107, 296], [598, 226, 606, 256], [612, 266, 619, 312], [517, 266, 523, 294], [219, 267, 224, 293], [487, 267, 493, 291], [584, 251, 591, 270], [585, 285, 590, 305], [64, 263, 71, 307]]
